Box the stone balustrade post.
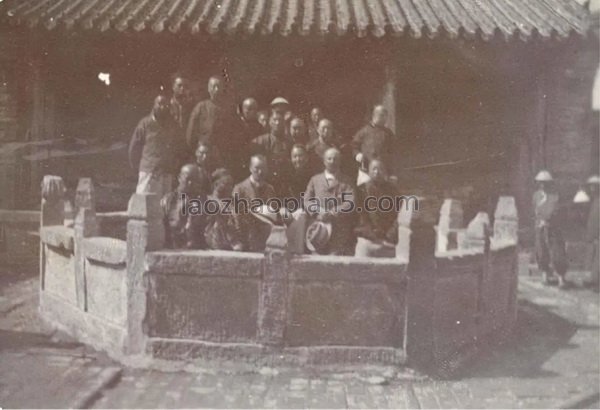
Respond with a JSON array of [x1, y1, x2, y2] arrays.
[[492, 196, 519, 246], [258, 225, 289, 347], [436, 199, 464, 254], [40, 175, 66, 227], [40, 175, 66, 291], [465, 212, 490, 252], [396, 204, 414, 262], [125, 193, 164, 355], [73, 178, 98, 310]]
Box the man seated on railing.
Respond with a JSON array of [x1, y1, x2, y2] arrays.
[[304, 147, 356, 256], [354, 159, 398, 258], [161, 164, 208, 249], [204, 168, 244, 251], [231, 154, 276, 252]]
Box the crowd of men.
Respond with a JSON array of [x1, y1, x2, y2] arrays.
[[129, 74, 399, 257]]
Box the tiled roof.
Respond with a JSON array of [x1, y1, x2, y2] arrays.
[[0, 0, 591, 40]]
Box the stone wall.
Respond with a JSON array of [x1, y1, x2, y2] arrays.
[[37, 176, 519, 372]]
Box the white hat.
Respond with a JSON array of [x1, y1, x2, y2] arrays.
[[270, 97, 290, 107], [306, 220, 332, 253], [534, 170, 553, 182], [573, 189, 591, 203], [251, 204, 280, 226], [586, 175, 600, 185]]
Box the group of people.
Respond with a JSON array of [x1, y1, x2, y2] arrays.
[[532, 170, 599, 291], [128, 74, 399, 257]]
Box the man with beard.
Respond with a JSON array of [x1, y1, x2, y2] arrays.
[[304, 147, 356, 256], [307, 106, 323, 144], [231, 155, 277, 252], [160, 163, 209, 249], [129, 95, 185, 199]]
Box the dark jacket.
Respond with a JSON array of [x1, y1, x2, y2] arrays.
[[251, 133, 291, 193], [354, 180, 398, 243], [161, 191, 207, 249], [129, 115, 183, 175], [186, 99, 222, 149], [232, 177, 276, 252], [351, 123, 395, 167], [304, 172, 356, 255], [587, 196, 599, 242]]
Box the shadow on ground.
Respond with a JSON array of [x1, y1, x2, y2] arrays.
[[456, 299, 593, 379]]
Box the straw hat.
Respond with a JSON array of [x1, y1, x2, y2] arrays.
[[270, 97, 290, 107], [586, 175, 600, 185], [534, 170, 553, 182], [251, 205, 280, 226], [306, 220, 332, 253]]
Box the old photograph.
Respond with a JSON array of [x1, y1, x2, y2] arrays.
[[0, 0, 598, 408]]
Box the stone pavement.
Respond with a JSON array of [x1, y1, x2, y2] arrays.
[[0, 255, 598, 409]]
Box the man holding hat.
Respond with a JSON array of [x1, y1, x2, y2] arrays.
[[304, 147, 356, 256], [584, 175, 599, 291], [532, 170, 568, 287]]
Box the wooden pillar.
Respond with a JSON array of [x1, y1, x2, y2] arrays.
[[381, 65, 398, 135]]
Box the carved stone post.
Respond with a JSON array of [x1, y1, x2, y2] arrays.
[[125, 193, 164, 355], [40, 175, 66, 291], [73, 178, 98, 310], [258, 225, 289, 347], [436, 199, 464, 254], [492, 196, 519, 246], [465, 212, 490, 252], [396, 204, 414, 262], [41, 175, 65, 227]]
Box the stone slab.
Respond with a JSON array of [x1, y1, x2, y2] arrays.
[[286, 281, 405, 347], [145, 250, 264, 277], [146, 274, 260, 343], [289, 255, 406, 283], [42, 244, 77, 305], [40, 226, 74, 251], [86, 261, 127, 326], [82, 237, 127, 265]]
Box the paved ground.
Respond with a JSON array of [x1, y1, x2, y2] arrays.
[[0, 254, 598, 409]]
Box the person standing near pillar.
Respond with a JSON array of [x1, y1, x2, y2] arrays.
[[532, 170, 568, 287], [129, 95, 184, 199]]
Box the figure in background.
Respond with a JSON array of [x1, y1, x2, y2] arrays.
[[232, 155, 276, 252], [354, 159, 398, 258], [129, 95, 185, 199], [257, 110, 269, 131], [307, 118, 352, 176], [170, 73, 192, 132], [282, 144, 316, 206], [584, 175, 599, 291], [352, 105, 395, 185], [289, 116, 309, 145], [237, 97, 263, 142], [204, 168, 244, 251], [532, 170, 568, 287], [307, 106, 323, 144], [304, 147, 356, 256], [251, 112, 291, 197], [195, 142, 223, 193], [270, 97, 290, 117], [186, 76, 225, 150], [161, 164, 208, 249]]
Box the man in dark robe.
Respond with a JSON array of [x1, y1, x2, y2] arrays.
[[161, 164, 208, 249], [351, 105, 395, 174], [354, 159, 398, 257]]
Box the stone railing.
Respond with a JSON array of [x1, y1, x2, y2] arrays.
[[38, 176, 519, 373]]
